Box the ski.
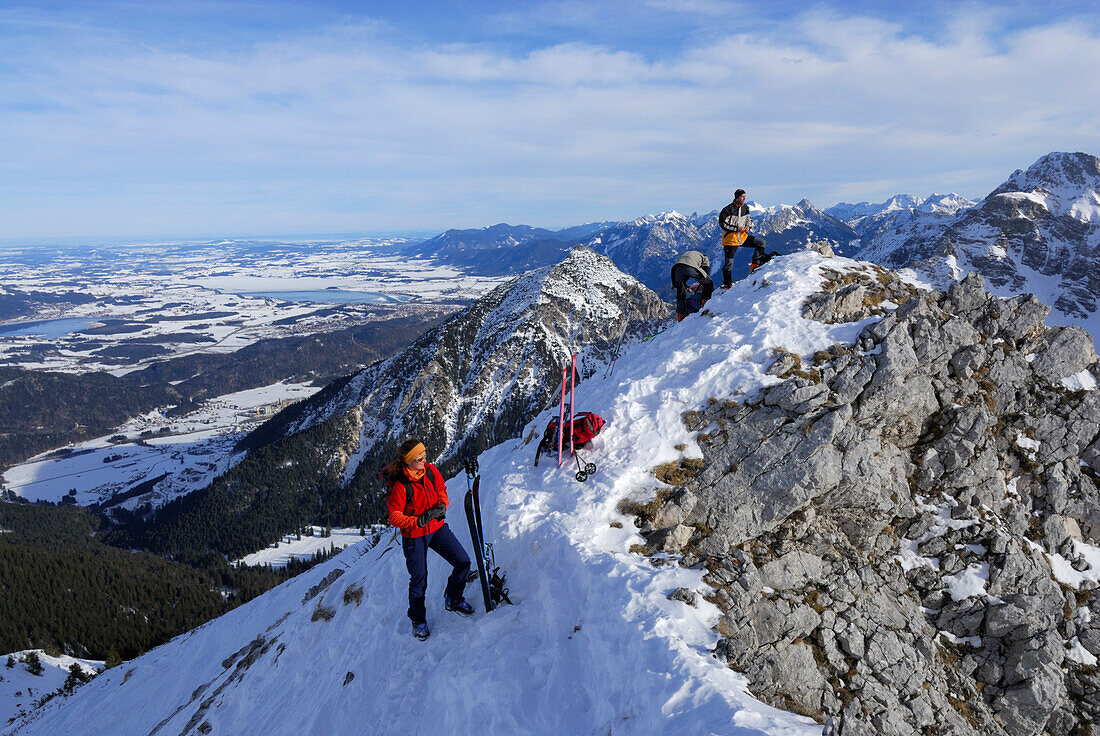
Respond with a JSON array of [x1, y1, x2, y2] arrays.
[[557, 366, 566, 467], [463, 457, 493, 613]]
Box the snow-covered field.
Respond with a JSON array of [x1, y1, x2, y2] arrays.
[[5, 251, 898, 735], [235, 526, 380, 568], [2, 381, 318, 509], [0, 238, 508, 374]]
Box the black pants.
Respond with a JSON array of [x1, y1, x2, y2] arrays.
[[402, 523, 471, 623], [670, 263, 714, 317], [722, 235, 768, 286]]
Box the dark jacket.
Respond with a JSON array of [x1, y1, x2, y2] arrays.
[[719, 202, 751, 233], [387, 463, 449, 539]]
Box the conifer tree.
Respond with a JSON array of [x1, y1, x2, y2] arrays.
[[22, 652, 43, 676]]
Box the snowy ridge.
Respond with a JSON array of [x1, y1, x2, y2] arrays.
[[1, 652, 100, 726], [8, 251, 875, 736]]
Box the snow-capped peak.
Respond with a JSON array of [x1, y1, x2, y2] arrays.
[[632, 211, 690, 226], [915, 193, 974, 215], [995, 151, 1100, 223]]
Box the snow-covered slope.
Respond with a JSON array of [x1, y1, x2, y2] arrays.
[[859, 152, 1100, 340], [8, 251, 876, 736]]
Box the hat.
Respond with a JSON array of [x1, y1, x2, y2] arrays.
[[734, 188, 746, 199]]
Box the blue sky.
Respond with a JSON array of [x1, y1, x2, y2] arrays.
[[2, 0, 1099, 239]]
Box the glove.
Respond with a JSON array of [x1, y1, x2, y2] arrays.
[[416, 504, 446, 528]]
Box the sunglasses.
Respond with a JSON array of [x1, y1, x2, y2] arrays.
[[410, 455, 427, 464]]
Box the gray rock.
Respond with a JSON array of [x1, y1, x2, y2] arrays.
[[629, 264, 1100, 734], [694, 532, 730, 557], [758, 551, 826, 591], [645, 524, 693, 553], [994, 661, 1066, 736], [946, 271, 991, 319], [668, 587, 698, 606], [993, 293, 1049, 341], [1031, 326, 1096, 382], [808, 240, 836, 258], [766, 350, 802, 377], [651, 489, 697, 528], [764, 380, 830, 413]]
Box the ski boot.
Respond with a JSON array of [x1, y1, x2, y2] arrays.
[[444, 595, 474, 616], [412, 621, 430, 640]]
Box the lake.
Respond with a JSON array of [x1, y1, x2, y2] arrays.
[[0, 317, 97, 338], [240, 290, 409, 304]]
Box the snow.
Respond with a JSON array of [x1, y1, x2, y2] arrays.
[[1061, 369, 1098, 391], [942, 562, 991, 602], [5, 252, 893, 735], [1066, 638, 1098, 666], [895, 539, 940, 572], [1043, 539, 1100, 589], [937, 631, 981, 649], [1015, 432, 1041, 456]]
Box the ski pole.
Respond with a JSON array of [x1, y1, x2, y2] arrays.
[[569, 354, 576, 457], [604, 305, 633, 378]]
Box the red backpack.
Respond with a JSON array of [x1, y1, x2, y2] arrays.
[[534, 412, 605, 466], [570, 412, 605, 445]]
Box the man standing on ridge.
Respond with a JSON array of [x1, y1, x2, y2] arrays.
[[719, 188, 771, 287], [670, 250, 713, 323]]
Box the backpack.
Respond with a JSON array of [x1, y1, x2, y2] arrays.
[[684, 281, 704, 315], [533, 411, 605, 466]]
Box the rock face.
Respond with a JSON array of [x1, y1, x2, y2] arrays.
[[631, 270, 1100, 735], [860, 152, 1100, 332], [278, 246, 670, 491]]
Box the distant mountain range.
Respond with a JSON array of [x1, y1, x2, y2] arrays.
[[402, 221, 615, 275], [402, 152, 1096, 341]]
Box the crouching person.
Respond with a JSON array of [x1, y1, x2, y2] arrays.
[[671, 250, 714, 322], [385, 438, 473, 640]]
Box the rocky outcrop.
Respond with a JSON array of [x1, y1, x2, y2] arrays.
[[631, 271, 1100, 735]]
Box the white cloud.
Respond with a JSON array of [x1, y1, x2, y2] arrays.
[[1, 6, 1099, 237]]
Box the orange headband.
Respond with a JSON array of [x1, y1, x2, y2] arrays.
[[403, 442, 426, 464]]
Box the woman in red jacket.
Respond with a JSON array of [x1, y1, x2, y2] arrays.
[[385, 438, 473, 640]]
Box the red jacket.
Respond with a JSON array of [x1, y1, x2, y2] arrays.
[[387, 463, 449, 538]]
